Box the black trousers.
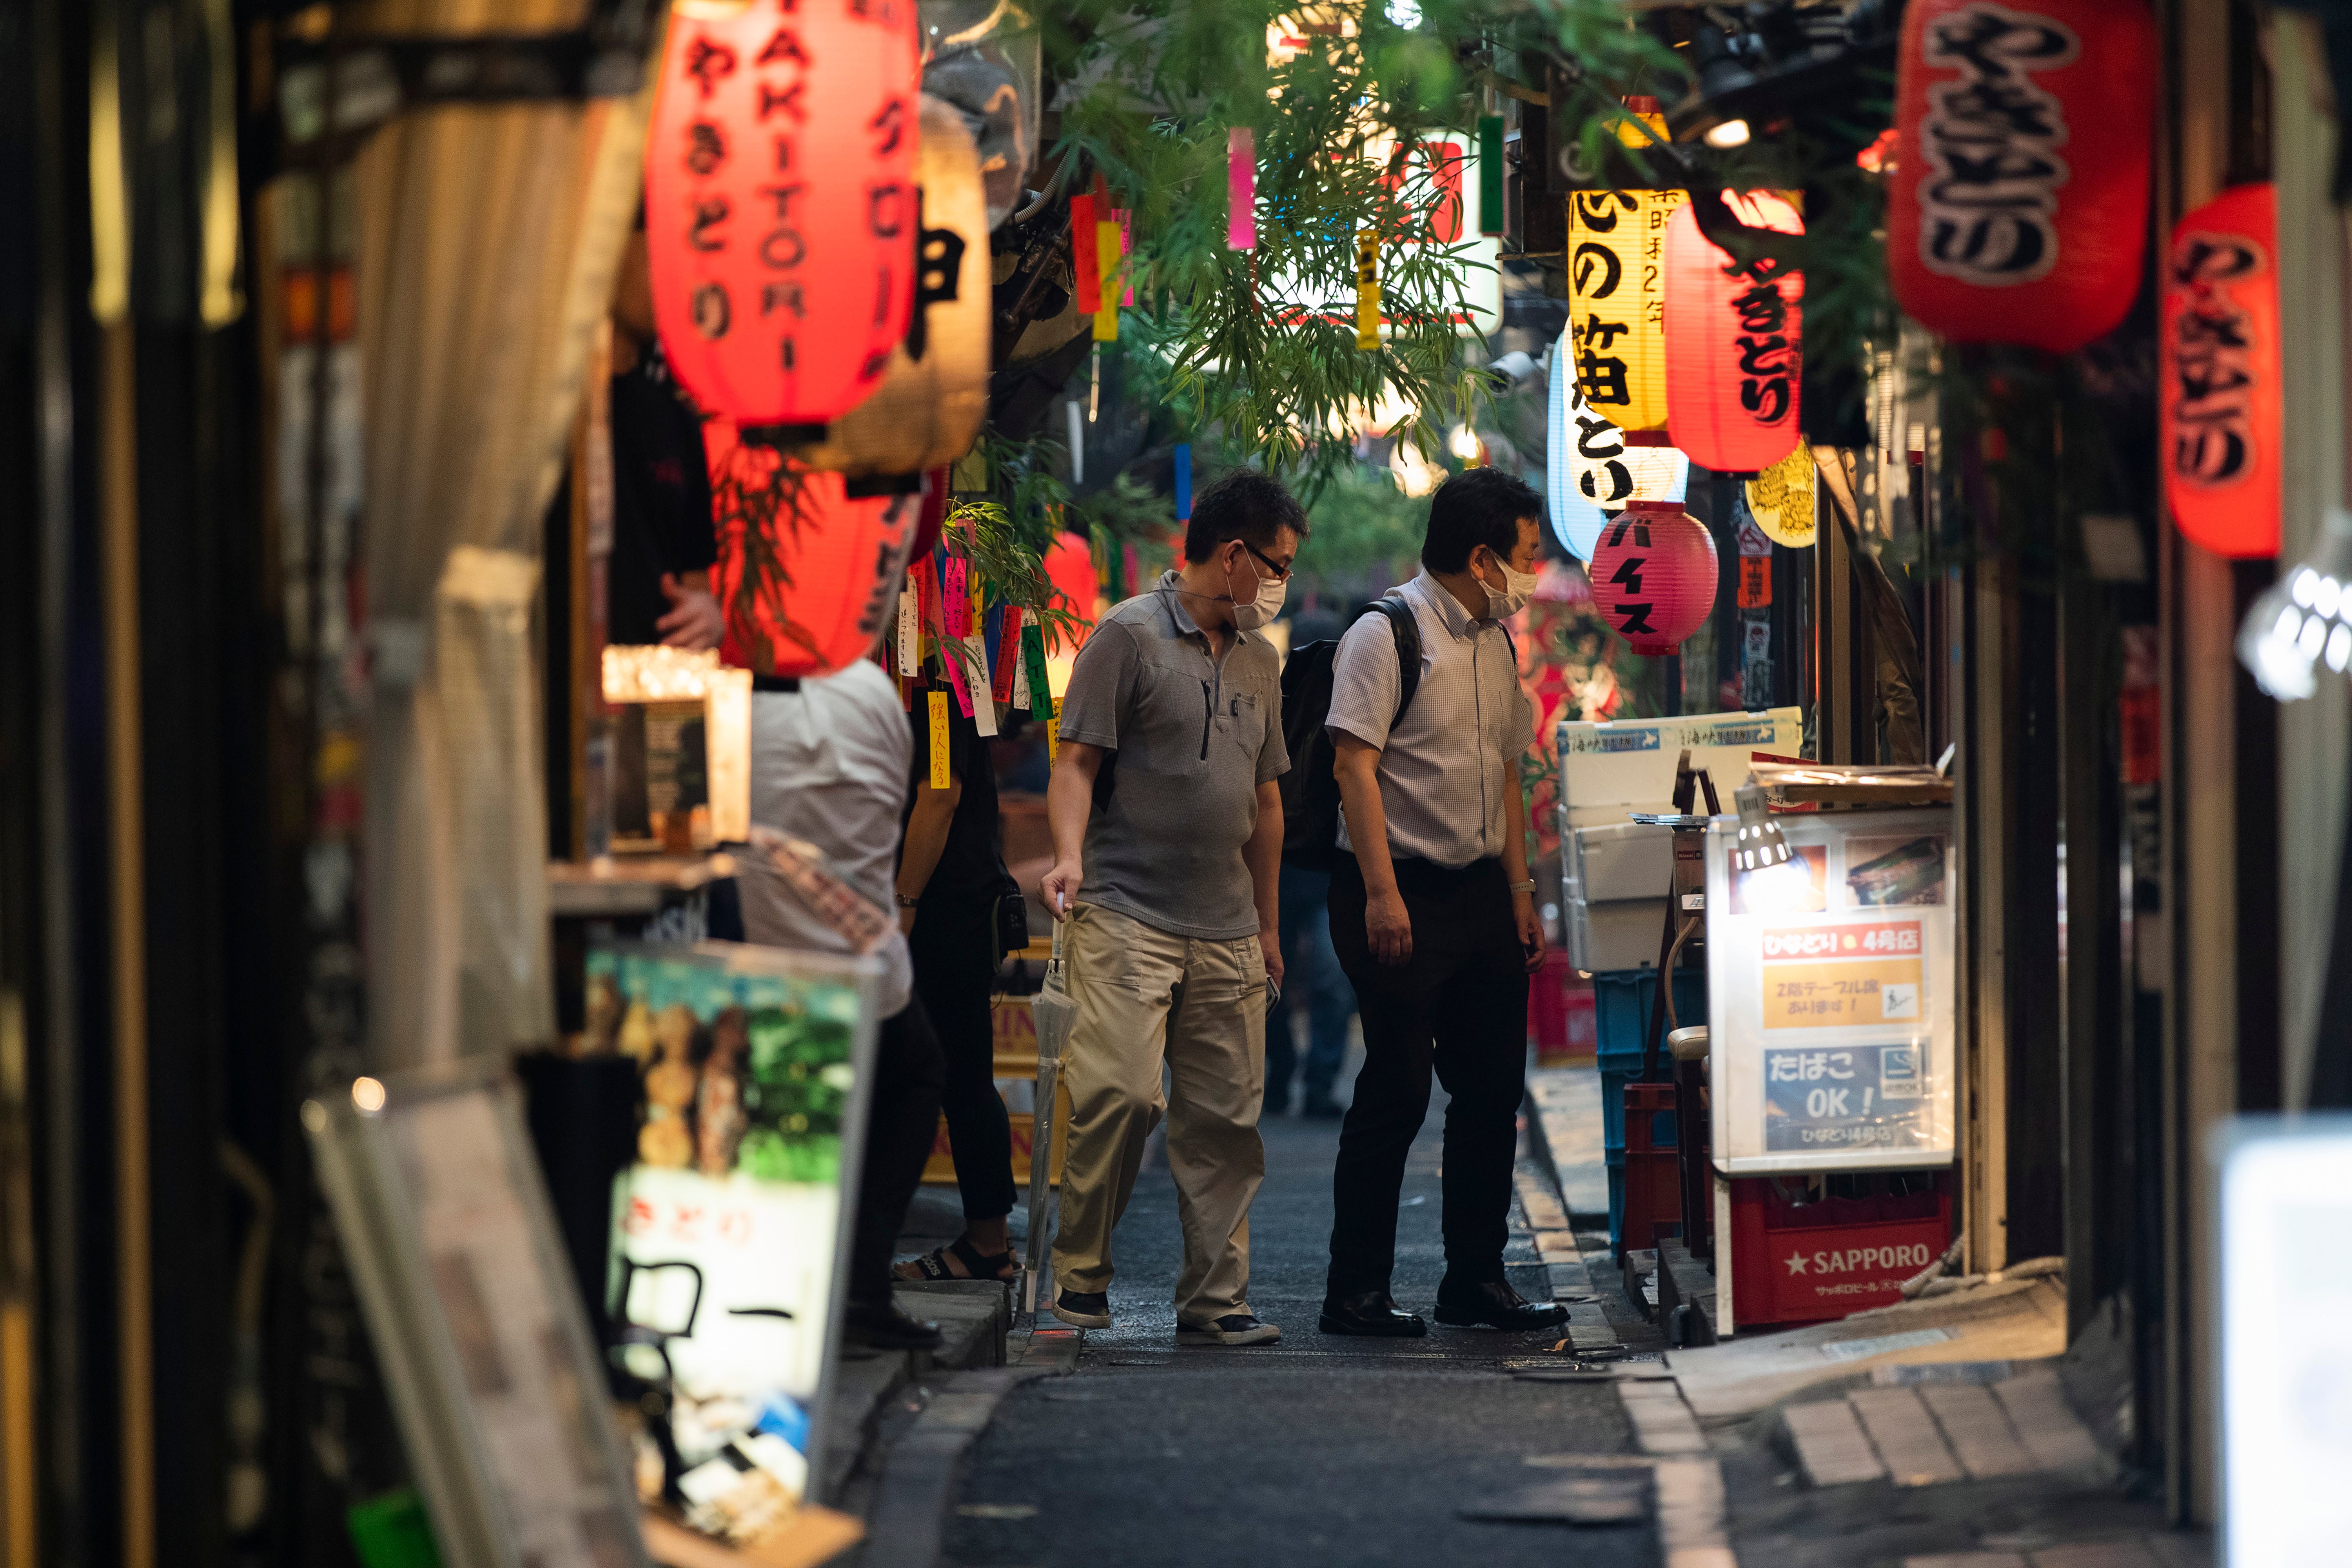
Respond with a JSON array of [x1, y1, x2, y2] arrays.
[[910, 903, 1017, 1223], [850, 995, 946, 1308], [1326, 853, 1529, 1299]]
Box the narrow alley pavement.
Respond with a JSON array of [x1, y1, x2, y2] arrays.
[[937, 1099, 1664, 1568]]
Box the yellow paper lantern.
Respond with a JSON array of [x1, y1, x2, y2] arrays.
[[1567, 188, 1684, 432], [1744, 443, 1817, 548], [800, 95, 992, 477]]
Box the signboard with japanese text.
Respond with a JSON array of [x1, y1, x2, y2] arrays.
[[1706, 808, 1955, 1174], [587, 940, 881, 1539]]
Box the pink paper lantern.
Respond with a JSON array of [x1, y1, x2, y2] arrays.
[[1588, 503, 1719, 655]]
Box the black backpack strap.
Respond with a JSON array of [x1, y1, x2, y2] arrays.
[[1356, 597, 1421, 724]]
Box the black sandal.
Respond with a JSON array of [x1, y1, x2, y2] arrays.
[[892, 1235, 1017, 1283]]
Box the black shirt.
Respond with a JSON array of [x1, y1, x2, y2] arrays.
[[902, 681, 1005, 902], [607, 350, 717, 646]]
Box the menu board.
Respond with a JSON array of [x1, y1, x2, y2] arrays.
[[1704, 809, 1956, 1174], [586, 940, 879, 1543]]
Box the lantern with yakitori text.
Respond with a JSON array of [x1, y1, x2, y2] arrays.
[[708, 423, 922, 677], [646, 0, 920, 428], [799, 95, 991, 479], [1665, 192, 1804, 473], [1588, 504, 1719, 655], [1887, 0, 2153, 353], [2163, 183, 2279, 560], [1568, 188, 1684, 431]]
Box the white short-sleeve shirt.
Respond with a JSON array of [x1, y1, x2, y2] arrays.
[[1325, 570, 1537, 870]]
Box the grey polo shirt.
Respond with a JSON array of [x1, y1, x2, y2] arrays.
[[1327, 569, 1537, 870], [1055, 571, 1289, 939]]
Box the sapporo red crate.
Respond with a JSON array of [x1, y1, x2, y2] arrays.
[[1727, 1175, 1952, 1327]]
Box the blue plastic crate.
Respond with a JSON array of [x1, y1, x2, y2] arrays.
[[1592, 966, 1704, 1151]]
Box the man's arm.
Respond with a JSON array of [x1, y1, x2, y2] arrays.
[[1039, 741, 1105, 920], [1334, 733, 1412, 967], [1243, 779, 1287, 989], [1503, 756, 1543, 974]]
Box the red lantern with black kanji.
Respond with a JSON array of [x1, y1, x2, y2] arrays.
[[2163, 183, 2280, 560], [646, 0, 920, 427], [1664, 192, 1804, 473], [708, 422, 922, 676], [1588, 503, 1719, 655], [1887, 0, 2153, 353]]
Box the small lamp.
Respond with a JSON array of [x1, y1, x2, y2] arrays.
[[1731, 781, 1793, 873], [2238, 508, 2352, 701]]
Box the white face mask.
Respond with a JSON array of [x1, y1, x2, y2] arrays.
[[1225, 550, 1289, 631], [1478, 551, 1539, 619]]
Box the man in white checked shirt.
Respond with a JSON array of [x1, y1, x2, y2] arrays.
[[1316, 468, 1568, 1339]]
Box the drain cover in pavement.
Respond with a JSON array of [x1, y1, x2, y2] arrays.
[[1457, 1477, 1649, 1525]]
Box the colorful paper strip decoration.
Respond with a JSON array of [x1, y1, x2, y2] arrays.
[[1229, 128, 1258, 250], [1072, 192, 1101, 314], [1174, 443, 1194, 521], [1477, 115, 1504, 236], [927, 691, 951, 788], [1022, 621, 1052, 712], [992, 605, 1024, 702], [1094, 214, 1122, 342], [1355, 231, 1381, 351]]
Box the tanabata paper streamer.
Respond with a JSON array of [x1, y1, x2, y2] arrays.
[[1355, 232, 1380, 351], [927, 691, 951, 789], [1071, 192, 1101, 314], [1478, 116, 1504, 236], [1229, 128, 1257, 250], [1173, 444, 1193, 521]]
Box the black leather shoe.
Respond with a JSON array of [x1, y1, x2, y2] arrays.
[[1318, 1290, 1428, 1337], [1433, 1278, 1569, 1330], [842, 1299, 944, 1351]]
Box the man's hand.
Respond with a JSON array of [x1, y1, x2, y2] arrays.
[[897, 906, 918, 936], [1514, 890, 1545, 975], [1040, 859, 1083, 920], [657, 572, 725, 650], [1259, 923, 1286, 992], [1367, 888, 1413, 967]]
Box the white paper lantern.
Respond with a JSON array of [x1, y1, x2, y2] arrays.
[[1548, 330, 1689, 559]]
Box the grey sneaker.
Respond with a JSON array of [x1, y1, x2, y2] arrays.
[[1176, 1313, 1281, 1347]]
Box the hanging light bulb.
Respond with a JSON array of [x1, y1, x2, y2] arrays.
[[2239, 508, 2352, 701]]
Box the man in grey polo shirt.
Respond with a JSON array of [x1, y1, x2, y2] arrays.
[[1038, 471, 1305, 1346], [1317, 466, 1567, 1338]]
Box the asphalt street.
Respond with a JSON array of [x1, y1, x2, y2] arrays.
[[940, 1096, 1662, 1567]]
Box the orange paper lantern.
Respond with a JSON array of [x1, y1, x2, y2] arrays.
[[2163, 183, 2280, 560], [708, 421, 922, 676], [646, 0, 920, 427], [1587, 503, 1719, 656], [1887, 0, 2152, 354], [1664, 192, 1804, 474]]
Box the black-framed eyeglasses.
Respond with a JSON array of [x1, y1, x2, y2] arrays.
[[1240, 541, 1295, 581]]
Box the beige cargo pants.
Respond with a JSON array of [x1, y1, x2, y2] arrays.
[[1049, 902, 1267, 1324]]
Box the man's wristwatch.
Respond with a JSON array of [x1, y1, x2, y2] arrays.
[[1508, 879, 1536, 893], [895, 893, 921, 909]]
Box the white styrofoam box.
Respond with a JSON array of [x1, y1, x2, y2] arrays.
[[1568, 896, 1670, 973], [1555, 707, 1805, 828], [1576, 820, 1674, 902]]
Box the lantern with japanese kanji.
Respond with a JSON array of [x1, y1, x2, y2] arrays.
[[646, 0, 920, 427], [1887, 0, 2153, 353], [1665, 192, 1804, 473], [1587, 504, 1719, 655], [1548, 363, 1691, 558], [800, 95, 991, 477], [1568, 188, 1684, 431], [2163, 183, 2280, 560], [708, 423, 922, 676]]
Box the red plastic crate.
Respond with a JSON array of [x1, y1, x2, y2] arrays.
[[1727, 1175, 1952, 1328], [1621, 1081, 1682, 1256], [1532, 952, 1596, 1066]]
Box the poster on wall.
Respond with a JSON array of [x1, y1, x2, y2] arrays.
[[584, 940, 881, 1544], [1705, 808, 1956, 1174]]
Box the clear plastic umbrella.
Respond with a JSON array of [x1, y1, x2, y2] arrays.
[[1020, 917, 1078, 1314]]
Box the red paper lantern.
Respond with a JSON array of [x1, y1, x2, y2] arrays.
[[645, 0, 920, 426], [1664, 192, 1804, 474], [1043, 530, 1102, 651], [1588, 503, 1719, 656], [2163, 183, 2280, 560], [1887, 0, 2153, 353], [707, 421, 922, 676]]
